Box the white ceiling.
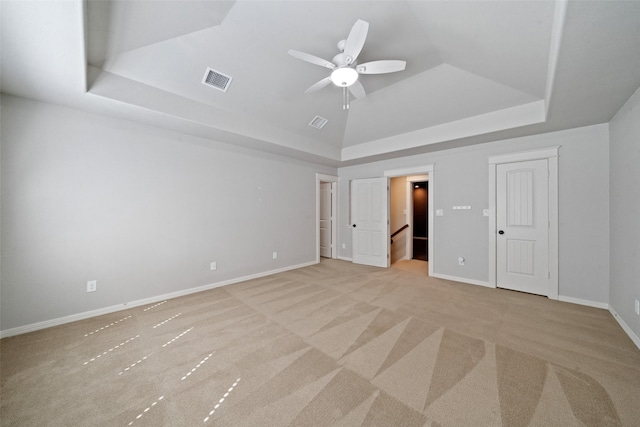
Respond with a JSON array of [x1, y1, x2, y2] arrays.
[[2, 1, 640, 167]]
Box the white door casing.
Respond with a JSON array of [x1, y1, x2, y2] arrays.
[[488, 147, 559, 299], [320, 182, 332, 258], [316, 173, 338, 262], [351, 177, 389, 268], [384, 165, 435, 277], [405, 175, 429, 262], [496, 159, 549, 295]]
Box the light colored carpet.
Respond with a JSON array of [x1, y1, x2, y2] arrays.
[[392, 259, 428, 275], [1, 259, 639, 426]]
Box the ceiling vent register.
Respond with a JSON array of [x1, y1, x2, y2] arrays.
[[309, 115, 328, 129], [202, 68, 232, 92]]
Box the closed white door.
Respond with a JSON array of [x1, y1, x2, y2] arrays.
[[351, 177, 389, 268], [497, 159, 549, 295], [320, 182, 332, 258]]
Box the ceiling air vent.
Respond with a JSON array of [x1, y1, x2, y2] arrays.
[[309, 115, 328, 129], [202, 68, 232, 92]]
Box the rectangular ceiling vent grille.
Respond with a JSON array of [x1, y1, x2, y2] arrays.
[[202, 68, 232, 92], [309, 115, 328, 129]]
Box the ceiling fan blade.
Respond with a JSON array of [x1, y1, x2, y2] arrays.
[[343, 19, 369, 65], [304, 76, 333, 94], [348, 80, 366, 99], [288, 50, 335, 70], [356, 60, 406, 74]]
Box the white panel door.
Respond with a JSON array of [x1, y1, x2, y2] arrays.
[[497, 159, 549, 295], [320, 182, 332, 258], [352, 177, 389, 268]]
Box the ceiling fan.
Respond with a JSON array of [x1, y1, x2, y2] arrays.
[[288, 19, 406, 109]]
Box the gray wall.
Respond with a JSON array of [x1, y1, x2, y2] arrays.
[[338, 124, 610, 304], [609, 88, 640, 339], [0, 95, 335, 331], [0, 93, 622, 333]]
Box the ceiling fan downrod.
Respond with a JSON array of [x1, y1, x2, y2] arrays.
[[343, 87, 350, 110]]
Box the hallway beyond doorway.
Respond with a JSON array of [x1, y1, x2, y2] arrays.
[[391, 259, 428, 275]]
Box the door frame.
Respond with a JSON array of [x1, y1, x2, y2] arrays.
[[405, 175, 430, 262], [385, 165, 434, 276], [488, 147, 559, 299], [316, 173, 338, 262]]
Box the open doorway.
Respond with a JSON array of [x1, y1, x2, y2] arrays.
[[386, 167, 433, 276], [316, 173, 338, 262], [412, 181, 428, 261]]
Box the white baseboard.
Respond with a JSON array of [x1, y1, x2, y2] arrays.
[[608, 306, 640, 351], [558, 295, 609, 309], [0, 261, 317, 339], [337, 256, 353, 262], [430, 273, 493, 288]]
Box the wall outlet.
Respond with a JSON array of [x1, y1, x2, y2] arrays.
[[86, 280, 97, 293], [210, 262, 217, 271], [272, 251, 278, 259], [458, 257, 465, 266], [635, 299, 639, 315], [342, 243, 346, 249]]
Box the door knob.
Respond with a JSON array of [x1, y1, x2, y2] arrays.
[[352, 224, 357, 228], [498, 230, 504, 235]]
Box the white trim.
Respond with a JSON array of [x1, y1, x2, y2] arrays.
[[331, 182, 337, 258], [428, 171, 434, 277], [342, 100, 546, 161], [548, 155, 559, 299], [488, 146, 560, 165], [609, 306, 640, 351], [316, 173, 338, 263], [405, 180, 414, 263], [558, 295, 609, 310], [431, 273, 492, 288], [488, 147, 559, 299], [404, 175, 430, 267], [488, 164, 498, 289], [0, 261, 316, 338], [384, 165, 434, 177], [337, 255, 353, 262], [385, 165, 434, 276], [316, 173, 339, 182]]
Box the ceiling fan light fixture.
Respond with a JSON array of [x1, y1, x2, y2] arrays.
[[330, 67, 358, 87]]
